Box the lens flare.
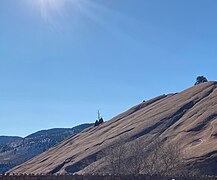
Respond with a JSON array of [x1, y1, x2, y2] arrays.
[[33, 0, 65, 20]]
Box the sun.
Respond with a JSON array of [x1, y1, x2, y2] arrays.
[[29, 0, 83, 22], [36, 0, 64, 10], [29, 0, 66, 21], [26, 0, 108, 27]]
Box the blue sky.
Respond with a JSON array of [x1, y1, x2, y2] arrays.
[[0, 0, 217, 137]]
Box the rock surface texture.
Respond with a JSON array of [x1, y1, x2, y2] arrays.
[[8, 82, 217, 175]]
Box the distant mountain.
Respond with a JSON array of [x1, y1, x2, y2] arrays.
[[0, 136, 22, 145], [0, 123, 93, 174], [8, 82, 217, 176]]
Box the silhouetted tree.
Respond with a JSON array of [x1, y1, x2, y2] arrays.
[[94, 110, 104, 126], [195, 76, 208, 85], [99, 118, 104, 124], [94, 120, 99, 127]]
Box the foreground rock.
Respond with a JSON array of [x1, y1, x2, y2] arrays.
[[8, 82, 217, 175]]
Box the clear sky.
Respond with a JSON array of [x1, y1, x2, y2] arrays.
[[0, 0, 217, 137]]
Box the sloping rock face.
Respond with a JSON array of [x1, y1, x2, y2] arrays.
[[8, 82, 217, 175]]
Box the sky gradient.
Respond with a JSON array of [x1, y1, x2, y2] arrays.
[[1, 0, 217, 137]]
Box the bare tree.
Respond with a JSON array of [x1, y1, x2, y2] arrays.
[[85, 137, 198, 177], [141, 139, 189, 176], [106, 138, 189, 176], [125, 139, 146, 174], [101, 141, 128, 175], [94, 138, 146, 175]]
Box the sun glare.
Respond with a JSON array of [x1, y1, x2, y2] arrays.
[[28, 0, 81, 23], [33, 0, 64, 19], [37, 0, 64, 9], [27, 0, 112, 30]]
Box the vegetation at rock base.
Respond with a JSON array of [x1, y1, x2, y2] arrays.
[[83, 138, 199, 177]]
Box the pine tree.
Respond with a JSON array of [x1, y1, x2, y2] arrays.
[[94, 110, 104, 126], [99, 118, 104, 124], [194, 76, 208, 85], [94, 120, 99, 127]]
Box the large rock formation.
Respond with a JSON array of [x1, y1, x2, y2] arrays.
[[8, 82, 217, 175]]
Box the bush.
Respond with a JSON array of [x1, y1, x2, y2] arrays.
[[194, 76, 208, 85]]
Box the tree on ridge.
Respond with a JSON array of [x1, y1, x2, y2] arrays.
[[194, 76, 208, 85]]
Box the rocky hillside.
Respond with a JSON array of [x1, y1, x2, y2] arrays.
[[0, 124, 93, 174], [0, 136, 22, 146], [8, 82, 217, 175]]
